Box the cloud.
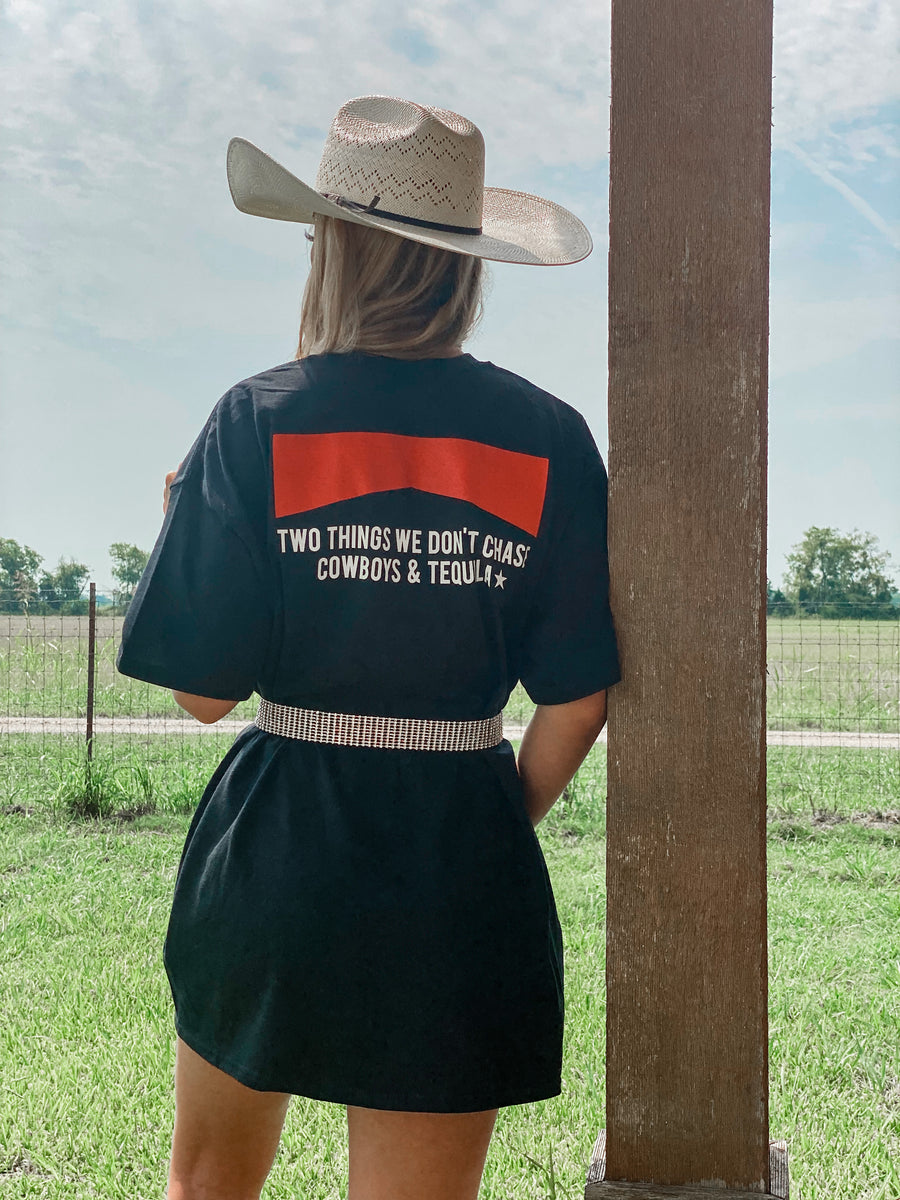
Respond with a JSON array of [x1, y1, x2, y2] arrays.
[[1, 0, 896, 576], [783, 138, 900, 250], [768, 2, 899, 244], [838, 122, 900, 168], [771, 1, 899, 149], [2, 0, 897, 186], [0, 0, 897, 349]]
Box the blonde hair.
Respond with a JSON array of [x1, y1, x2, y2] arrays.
[[295, 214, 484, 360]]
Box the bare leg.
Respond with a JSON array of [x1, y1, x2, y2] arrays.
[[167, 1036, 292, 1200], [346, 1103, 499, 1200]]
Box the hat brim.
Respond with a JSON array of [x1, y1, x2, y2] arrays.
[[226, 137, 592, 266]]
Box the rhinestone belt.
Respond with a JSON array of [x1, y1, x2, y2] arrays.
[[255, 698, 503, 752]]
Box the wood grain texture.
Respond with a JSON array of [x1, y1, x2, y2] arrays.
[[585, 1182, 780, 1200], [585, 1133, 790, 1199], [604, 0, 774, 1190], [768, 1142, 790, 1199]]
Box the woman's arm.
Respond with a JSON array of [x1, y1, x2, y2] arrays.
[[161, 467, 242, 724], [516, 690, 608, 826], [171, 691, 240, 724]]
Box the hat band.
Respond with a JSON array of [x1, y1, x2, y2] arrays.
[[321, 192, 482, 236]]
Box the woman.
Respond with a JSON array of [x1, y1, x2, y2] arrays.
[[118, 95, 621, 1200]]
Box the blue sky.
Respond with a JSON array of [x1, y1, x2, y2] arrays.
[[1, 0, 898, 593]]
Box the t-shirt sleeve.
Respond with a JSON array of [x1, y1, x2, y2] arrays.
[[116, 396, 272, 701], [517, 424, 621, 705]]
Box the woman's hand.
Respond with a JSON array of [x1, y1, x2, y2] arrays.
[[163, 463, 183, 515]]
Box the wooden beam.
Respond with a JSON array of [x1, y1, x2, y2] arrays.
[[598, 0, 783, 1193], [585, 1133, 790, 1199]]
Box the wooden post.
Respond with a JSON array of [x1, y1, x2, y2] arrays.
[[588, 1, 788, 1197], [86, 581, 96, 762]]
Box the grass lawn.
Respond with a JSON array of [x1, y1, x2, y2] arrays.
[[2, 746, 898, 1199], [3, 732, 898, 817], [766, 615, 899, 734]]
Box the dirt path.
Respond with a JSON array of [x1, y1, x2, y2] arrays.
[[2, 716, 898, 749]]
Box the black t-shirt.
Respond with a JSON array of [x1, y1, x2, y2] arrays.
[[117, 351, 621, 717]]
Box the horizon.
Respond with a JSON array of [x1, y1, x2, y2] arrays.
[[1, 1, 897, 592]]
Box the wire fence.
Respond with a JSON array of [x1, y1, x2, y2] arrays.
[[1, 590, 898, 819]]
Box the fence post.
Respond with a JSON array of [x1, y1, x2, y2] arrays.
[[86, 582, 96, 761]]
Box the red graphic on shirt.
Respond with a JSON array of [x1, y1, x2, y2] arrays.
[[273, 433, 549, 537]]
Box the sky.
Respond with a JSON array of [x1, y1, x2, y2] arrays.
[[1, 0, 898, 594]]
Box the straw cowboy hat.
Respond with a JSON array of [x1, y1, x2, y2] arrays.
[[226, 94, 592, 266]]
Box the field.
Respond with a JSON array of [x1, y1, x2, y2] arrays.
[[0, 616, 252, 722], [2, 750, 899, 1199], [2, 732, 899, 819], [2, 614, 899, 1197], [1, 614, 899, 731], [2, 613, 899, 813], [766, 616, 899, 734]]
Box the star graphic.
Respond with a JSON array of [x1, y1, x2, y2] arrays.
[[495, 571, 507, 589]]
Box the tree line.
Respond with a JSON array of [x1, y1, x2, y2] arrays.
[[1, 526, 897, 618], [766, 526, 897, 619], [0, 540, 149, 616]]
